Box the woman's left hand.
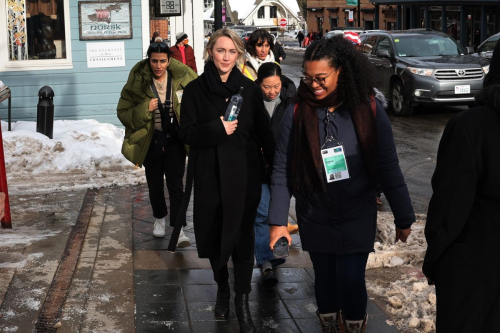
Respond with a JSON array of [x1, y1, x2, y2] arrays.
[[395, 227, 411, 243]]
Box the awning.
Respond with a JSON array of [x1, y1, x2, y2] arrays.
[[327, 7, 339, 12], [307, 7, 324, 12], [361, 8, 375, 12]]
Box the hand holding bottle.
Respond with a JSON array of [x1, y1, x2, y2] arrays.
[[220, 116, 238, 135]]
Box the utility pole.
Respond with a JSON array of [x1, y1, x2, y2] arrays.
[[358, 0, 361, 27], [214, 0, 222, 31]]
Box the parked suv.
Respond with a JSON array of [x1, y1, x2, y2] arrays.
[[359, 30, 490, 116]]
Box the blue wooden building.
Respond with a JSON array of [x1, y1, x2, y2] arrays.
[[0, 0, 204, 128]]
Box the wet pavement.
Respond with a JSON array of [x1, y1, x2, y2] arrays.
[[0, 185, 399, 332]]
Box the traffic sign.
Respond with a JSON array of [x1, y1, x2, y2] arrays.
[[279, 18, 287, 27]]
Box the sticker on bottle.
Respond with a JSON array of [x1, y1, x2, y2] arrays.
[[322, 145, 350, 183]]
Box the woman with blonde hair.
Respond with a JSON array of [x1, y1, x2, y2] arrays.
[[177, 28, 275, 333]]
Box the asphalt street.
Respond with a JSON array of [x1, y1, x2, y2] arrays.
[[280, 51, 466, 215]]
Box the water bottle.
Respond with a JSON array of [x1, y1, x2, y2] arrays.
[[223, 87, 244, 121]]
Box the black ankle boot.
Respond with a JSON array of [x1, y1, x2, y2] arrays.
[[215, 283, 230, 318], [234, 293, 255, 333]]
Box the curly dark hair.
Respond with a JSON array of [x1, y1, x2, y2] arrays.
[[303, 36, 375, 109], [246, 29, 275, 57]]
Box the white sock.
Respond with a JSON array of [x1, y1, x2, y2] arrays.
[[261, 261, 272, 272]]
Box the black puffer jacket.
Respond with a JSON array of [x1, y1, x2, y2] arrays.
[[256, 74, 296, 182], [257, 75, 297, 140]]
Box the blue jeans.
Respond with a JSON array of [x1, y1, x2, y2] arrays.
[[254, 184, 285, 266]]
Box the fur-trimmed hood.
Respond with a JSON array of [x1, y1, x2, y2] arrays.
[[374, 88, 388, 109]]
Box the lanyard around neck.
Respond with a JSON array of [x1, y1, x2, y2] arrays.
[[321, 103, 343, 149]]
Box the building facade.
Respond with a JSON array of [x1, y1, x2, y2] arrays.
[[225, 0, 302, 33], [0, 0, 204, 127], [306, 0, 500, 47]]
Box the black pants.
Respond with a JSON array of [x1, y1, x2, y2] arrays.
[[309, 252, 369, 320], [144, 136, 186, 226], [209, 256, 254, 295]]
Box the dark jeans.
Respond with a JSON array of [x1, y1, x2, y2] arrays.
[[144, 136, 186, 226], [309, 252, 369, 320]]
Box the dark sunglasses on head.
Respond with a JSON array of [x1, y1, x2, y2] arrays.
[[149, 42, 169, 52]]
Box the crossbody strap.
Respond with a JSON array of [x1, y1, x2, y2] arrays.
[[150, 73, 173, 126]]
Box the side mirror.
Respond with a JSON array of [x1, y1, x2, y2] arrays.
[[377, 49, 390, 58], [466, 46, 475, 55]]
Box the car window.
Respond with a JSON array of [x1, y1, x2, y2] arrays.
[[377, 37, 393, 57], [478, 35, 500, 53], [362, 36, 378, 54], [394, 35, 466, 57]]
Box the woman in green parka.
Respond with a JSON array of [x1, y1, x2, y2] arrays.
[[117, 42, 197, 245]]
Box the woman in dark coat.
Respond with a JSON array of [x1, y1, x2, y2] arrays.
[[253, 63, 296, 287], [423, 41, 500, 332], [179, 28, 274, 333], [268, 37, 415, 332]]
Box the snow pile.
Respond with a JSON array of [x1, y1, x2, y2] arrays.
[[1, 120, 146, 194], [283, 45, 305, 53], [368, 272, 436, 332], [367, 212, 436, 332], [368, 212, 428, 269]]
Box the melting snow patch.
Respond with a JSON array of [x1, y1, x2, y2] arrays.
[[366, 212, 436, 332]]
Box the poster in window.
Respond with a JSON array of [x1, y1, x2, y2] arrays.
[[78, 1, 132, 40], [154, 0, 182, 17]]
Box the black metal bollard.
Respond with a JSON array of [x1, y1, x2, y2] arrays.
[[37, 86, 54, 139]]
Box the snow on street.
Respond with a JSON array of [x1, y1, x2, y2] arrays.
[[2, 120, 145, 195]]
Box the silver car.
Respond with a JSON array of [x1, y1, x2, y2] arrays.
[[360, 30, 490, 116]]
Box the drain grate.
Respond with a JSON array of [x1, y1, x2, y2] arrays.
[[35, 188, 97, 332]]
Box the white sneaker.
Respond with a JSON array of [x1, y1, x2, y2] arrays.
[[177, 228, 191, 248], [153, 218, 166, 238]]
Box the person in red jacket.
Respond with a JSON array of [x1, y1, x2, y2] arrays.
[[170, 32, 198, 73]]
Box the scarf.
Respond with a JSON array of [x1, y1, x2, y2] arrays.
[[202, 61, 244, 99], [245, 51, 275, 73], [291, 81, 377, 202]]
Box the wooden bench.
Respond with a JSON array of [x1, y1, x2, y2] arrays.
[[0, 86, 12, 131]]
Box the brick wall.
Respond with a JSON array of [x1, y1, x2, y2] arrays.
[[150, 20, 169, 42]]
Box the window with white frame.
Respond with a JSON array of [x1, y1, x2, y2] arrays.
[[258, 7, 265, 19], [1, 0, 72, 71], [270, 6, 277, 18]]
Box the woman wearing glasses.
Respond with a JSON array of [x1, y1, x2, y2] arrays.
[[117, 42, 197, 246], [253, 62, 296, 288], [268, 37, 415, 332], [179, 28, 275, 333]]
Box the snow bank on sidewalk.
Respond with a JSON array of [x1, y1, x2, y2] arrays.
[[367, 211, 436, 333], [1, 120, 145, 194]]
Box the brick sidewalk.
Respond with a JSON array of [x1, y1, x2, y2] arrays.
[[0, 185, 399, 332]]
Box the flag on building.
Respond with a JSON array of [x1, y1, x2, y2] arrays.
[[347, 0, 358, 5]]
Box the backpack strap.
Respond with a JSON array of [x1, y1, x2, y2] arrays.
[[293, 102, 299, 123], [370, 96, 377, 118]]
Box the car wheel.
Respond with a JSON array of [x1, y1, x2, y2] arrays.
[[391, 80, 414, 116]]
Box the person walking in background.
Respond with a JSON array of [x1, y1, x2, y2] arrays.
[[170, 32, 198, 73], [344, 31, 361, 51], [117, 42, 197, 247], [150, 31, 160, 44], [254, 62, 296, 287], [240, 29, 276, 81], [423, 41, 500, 332], [178, 28, 275, 333], [297, 30, 304, 48], [268, 37, 415, 333], [273, 35, 286, 64]]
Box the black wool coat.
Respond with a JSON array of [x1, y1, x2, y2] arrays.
[[423, 100, 500, 331], [179, 69, 275, 266]]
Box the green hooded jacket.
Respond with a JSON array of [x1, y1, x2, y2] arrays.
[[117, 58, 197, 167]]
